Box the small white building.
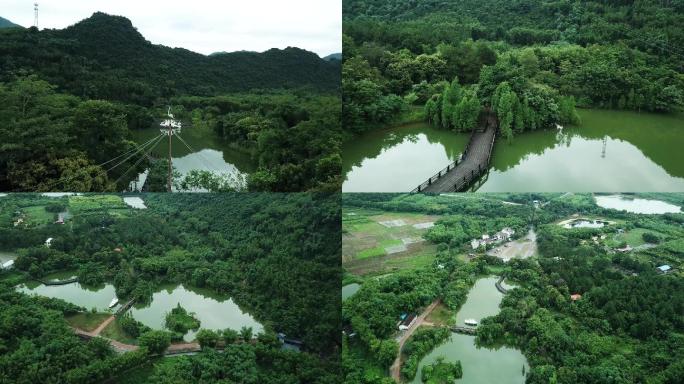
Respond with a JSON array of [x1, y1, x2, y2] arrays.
[[471, 239, 481, 250], [500, 227, 515, 238], [1, 260, 14, 270], [657, 265, 672, 274], [398, 314, 417, 331], [45, 238, 53, 248]]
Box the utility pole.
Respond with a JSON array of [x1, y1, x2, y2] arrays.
[[168, 129, 172, 192], [602, 136, 607, 158], [33, 3, 39, 28], [159, 106, 181, 192]]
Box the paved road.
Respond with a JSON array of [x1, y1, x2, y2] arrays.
[[390, 300, 440, 383]]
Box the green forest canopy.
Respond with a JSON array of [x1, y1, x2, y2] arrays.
[[0, 193, 342, 383], [342, 0, 684, 136], [342, 193, 684, 384], [0, 12, 342, 193]]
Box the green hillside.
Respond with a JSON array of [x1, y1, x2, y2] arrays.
[[0, 16, 22, 29], [0, 12, 340, 105]]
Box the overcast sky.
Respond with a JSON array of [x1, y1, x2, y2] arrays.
[[2, 0, 341, 56]]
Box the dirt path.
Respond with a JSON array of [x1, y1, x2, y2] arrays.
[[92, 315, 116, 336], [389, 300, 440, 383], [71, 316, 202, 355]]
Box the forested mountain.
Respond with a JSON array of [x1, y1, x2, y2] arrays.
[[0, 16, 22, 29], [0, 12, 342, 193], [324, 53, 343, 61], [342, 0, 684, 136], [0, 12, 340, 105]]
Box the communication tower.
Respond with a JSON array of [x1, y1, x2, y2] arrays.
[[33, 3, 39, 28]]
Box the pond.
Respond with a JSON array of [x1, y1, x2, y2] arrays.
[[343, 109, 684, 192], [41, 193, 81, 197], [17, 275, 120, 312], [595, 195, 681, 214], [129, 284, 263, 342], [0, 251, 18, 265], [410, 277, 528, 384], [342, 283, 361, 300], [123, 196, 147, 209], [130, 126, 256, 191], [342, 123, 469, 192], [561, 219, 610, 229]]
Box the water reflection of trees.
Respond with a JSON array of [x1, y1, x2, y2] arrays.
[[342, 123, 468, 175]]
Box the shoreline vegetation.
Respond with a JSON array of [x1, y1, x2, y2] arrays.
[[0, 193, 342, 383], [342, 193, 684, 383], [342, 1, 684, 142], [0, 12, 342, 193]]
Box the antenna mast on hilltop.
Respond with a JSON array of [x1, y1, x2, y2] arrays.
[[33, 3, 39, 28], [159, 107, 182, 192]]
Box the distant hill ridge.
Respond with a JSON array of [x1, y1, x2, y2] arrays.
[[0, 12, 339, 104], [0, 16, 22, 28]]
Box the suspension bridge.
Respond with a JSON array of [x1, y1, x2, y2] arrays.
[[41, 107, 228, 192]]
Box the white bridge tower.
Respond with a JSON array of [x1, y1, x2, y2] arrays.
[[159, 107, 182, 192]]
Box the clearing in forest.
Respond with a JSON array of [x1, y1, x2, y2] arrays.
[[343, 210, 440, 276]]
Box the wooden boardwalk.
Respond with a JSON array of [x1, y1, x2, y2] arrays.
[[414, 113, 498, 193], [450, 326, 477, 335]]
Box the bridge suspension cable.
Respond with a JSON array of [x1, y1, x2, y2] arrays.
[[174, 133, 227, 173], [38, 133, 165, 191], [112, 133, 167, 189]]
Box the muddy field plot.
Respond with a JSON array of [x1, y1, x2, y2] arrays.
[[343, 211, 440, 275]]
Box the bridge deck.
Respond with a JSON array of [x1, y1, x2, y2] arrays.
[[420, 125, 496, 193]]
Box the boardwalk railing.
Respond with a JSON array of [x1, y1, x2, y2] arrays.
[[115, 298, 136, 316], [495, 275, 508, 294], [450, 326, 477, 335], [414, 116, 498, 193], [411, 154, 463, 193], [35, 277, 78, 286]]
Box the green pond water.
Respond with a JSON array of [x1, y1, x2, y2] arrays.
[[130, 126, 256, 190], [410, 277, 528, 384], [342, 283, 361, 300], [129, 284, 263, 342], [595, 195, 681, 214], [343, 109, 684, 192], [123, 196, 147, 209], [17, 273, 119, 313], [0, 251, 18, 264]]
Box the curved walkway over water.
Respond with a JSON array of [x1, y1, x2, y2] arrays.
[[416, 114, 498, 193]]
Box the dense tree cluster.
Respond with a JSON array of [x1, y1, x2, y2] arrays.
[[343, 193, 684, 383], [420, 356, 463, 384], [0, 193, 341, 383], [342, 0, 683, 137], [0, 13, 339, 104], [0, 12, 341, 192], [0, 285, 144, 384], [170, 93, 342, 191], [401, 327, 451, 380]]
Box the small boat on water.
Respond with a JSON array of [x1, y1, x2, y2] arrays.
[[109, 298, 119, 308], [464, 319, 478, 326]]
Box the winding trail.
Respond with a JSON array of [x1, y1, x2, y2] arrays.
[[92, 315, 116, 336], [390, 300, 440, 383], [71, 315, 204, 355]]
